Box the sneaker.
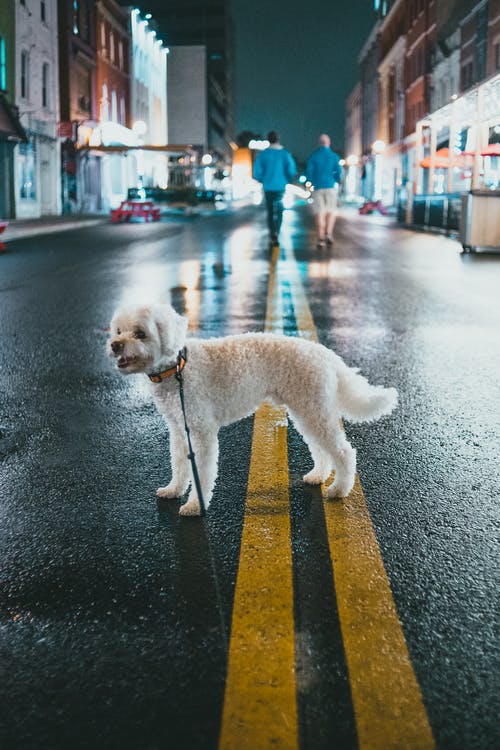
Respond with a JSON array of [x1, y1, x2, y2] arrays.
[[317, 238, 326, 248], [326, 236, 334, 246]]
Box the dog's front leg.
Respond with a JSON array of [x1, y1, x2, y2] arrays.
[[179, 426, 219, 517], [156, 424, 191, 500]]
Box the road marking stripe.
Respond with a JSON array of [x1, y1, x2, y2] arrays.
[[219, 248, 298, 750], [283, 244, 435, 750]]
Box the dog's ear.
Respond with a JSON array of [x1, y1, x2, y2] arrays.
[[153, 304, 188, 353]]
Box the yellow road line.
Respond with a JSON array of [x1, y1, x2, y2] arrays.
[[219, 250, 298, 750], [325, 480, 435, 750], [283, 244, 435, 750]]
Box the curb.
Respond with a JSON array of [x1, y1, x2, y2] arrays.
[[2, 218, 108, 243]]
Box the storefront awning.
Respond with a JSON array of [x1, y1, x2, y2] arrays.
[[420, 147, 474, 168], [77, 144, 193, 155], [481, 144, 500, 157], [0, 94, 28, 142]]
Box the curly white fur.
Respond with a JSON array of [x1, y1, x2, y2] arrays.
[[108, 303, 398, 516]]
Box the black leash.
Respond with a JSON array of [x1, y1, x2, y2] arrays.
[[174, 348, 228, 650], [175, 347, 206, 517]]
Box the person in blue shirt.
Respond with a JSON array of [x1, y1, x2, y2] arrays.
[[306, 134, 342, 247], [253, 131, 296, 246]]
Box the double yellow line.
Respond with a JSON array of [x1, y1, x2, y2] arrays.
[[219, 246, 435, 750]]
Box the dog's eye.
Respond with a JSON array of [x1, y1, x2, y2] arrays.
[[116, 329, 121, 335], [134, 330, 146, 339]]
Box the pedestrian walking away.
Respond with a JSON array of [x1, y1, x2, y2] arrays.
[[306, 134, 342, 247], [253, 131, 296, 246]]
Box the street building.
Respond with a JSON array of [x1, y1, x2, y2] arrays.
[[0, 1, 27, 220], [94, 0, 136, 210], [58, 0, 100, 213], [128, 7, 169, 191], [144, 0, 236, 166], [358, 20, 381, 202], [347, 0, 500, 240], [14, 0, 60, 218], [344, 83, 363, 200]]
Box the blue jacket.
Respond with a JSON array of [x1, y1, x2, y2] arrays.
[[253, 145, 296, 192], [306, 147, 342, 189]]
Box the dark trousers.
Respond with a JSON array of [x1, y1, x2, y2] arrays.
[[264, 191, 284, 237]]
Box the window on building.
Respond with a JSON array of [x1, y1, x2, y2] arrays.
[[42, 62, 49, 107], [0, 36, 6, 91], [120, 95, 125, 125], [110, 31, 115, 63], [461, 61, 474, 90], [21, 50, 29, 99], [101, 83, 109, 121], [100, 22, 106, 54], [418, 48, 424, 76], [118, 40, 123, 70], [41, 0, 46, 23], [111, 90, 117, 122]]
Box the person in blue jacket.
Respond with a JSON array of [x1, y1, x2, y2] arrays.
[[306, 134, 342, 247], [253, 131, 296, 246]]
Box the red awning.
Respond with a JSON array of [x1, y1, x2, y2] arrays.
[[420, 147, 451, 168], [481, 143, 500, 156], [420, 147, 475, 168]]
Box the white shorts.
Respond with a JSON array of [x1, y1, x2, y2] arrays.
[[312, 187, 338, 215]]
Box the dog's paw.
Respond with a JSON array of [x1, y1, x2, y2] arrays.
[[179, 498, 201, 516], [303, 468, 329, 485], [326, 480, 354, 499], [156, 484, 182, 499]]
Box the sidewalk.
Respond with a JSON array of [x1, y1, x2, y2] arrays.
[[1, 214, 107, 242]]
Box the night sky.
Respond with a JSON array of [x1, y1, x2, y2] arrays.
[[231, 0, 376, 163], [128, 0, 377, 164]]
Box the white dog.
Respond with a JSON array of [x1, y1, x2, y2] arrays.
[[108, 303, 398, 516]]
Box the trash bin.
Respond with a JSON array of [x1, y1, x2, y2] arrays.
[[460, 190, 500, 252]]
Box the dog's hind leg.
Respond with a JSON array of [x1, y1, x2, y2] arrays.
[[156, 425, 191, 500], [295, 412, 356, 498], [288, 410, 332, 484], [179, 425, 219, 516]]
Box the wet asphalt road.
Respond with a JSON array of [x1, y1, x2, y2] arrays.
[[0, 204, 498, 750]]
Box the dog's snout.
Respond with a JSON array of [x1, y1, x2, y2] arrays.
[[111, 340, 123, 354]]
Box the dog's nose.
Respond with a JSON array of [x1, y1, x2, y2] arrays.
[[111, 340, 123, 354]]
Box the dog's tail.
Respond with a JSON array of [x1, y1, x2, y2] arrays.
[[336, 361, 398, 423]]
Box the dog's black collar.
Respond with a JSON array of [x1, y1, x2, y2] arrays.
[[148, 347, 187, 384]]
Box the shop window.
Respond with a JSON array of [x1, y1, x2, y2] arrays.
[[42, 63, 49, 108], [0, 36, 6, 91], [18, 140, 36, 200]]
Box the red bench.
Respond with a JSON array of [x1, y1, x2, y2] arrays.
[[111, 200, 160, 223], [0, 221, 8, 251]]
